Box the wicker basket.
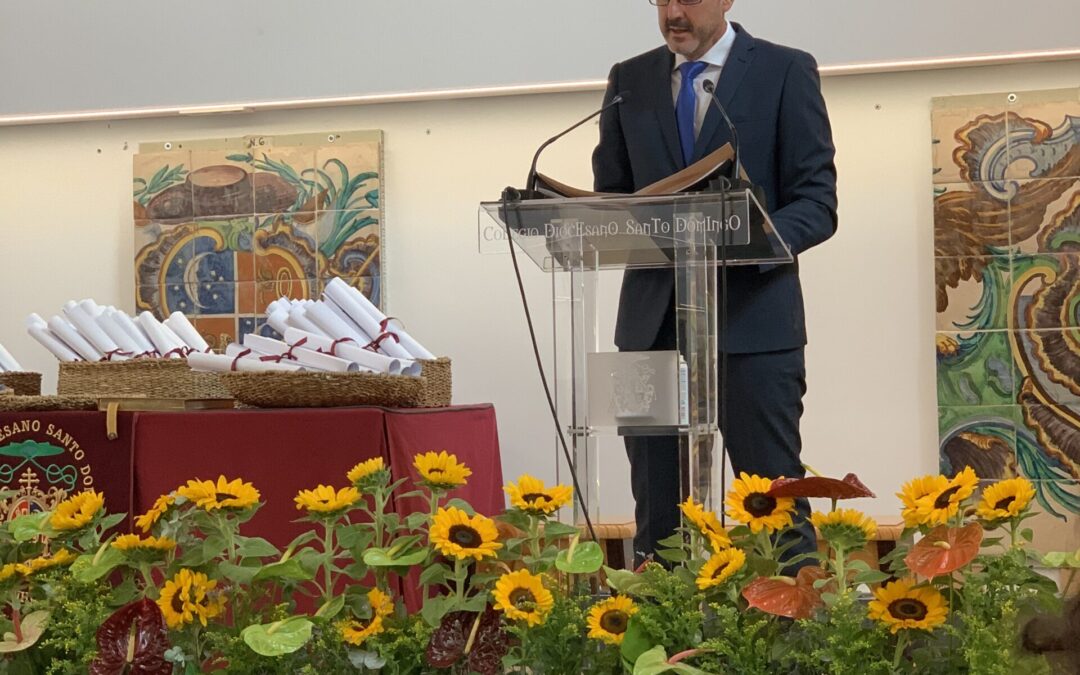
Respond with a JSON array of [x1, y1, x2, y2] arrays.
[[0, 372, 43, 396], [219, 371, 427, 408], [0, 395, 98, 413], [418, 358, 452, 407], [58, 359, 230, 399]]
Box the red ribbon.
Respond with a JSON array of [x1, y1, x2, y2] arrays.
[[379, 317, 403, 332], [100, 349, 133, 362], [259, 337, 306, 364], [161, 346, 190, 359], [230, 349, 252, 371], [316, 336, 356, 357], [364, 332, 400, 352]]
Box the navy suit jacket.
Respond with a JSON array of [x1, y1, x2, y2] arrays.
[[592, 23, 837, 354]]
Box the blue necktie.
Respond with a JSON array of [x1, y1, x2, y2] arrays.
[[676, 61, 708, 166]]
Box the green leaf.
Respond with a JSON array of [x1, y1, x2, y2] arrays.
[[363, 546, 428, 567], [348, 650, 386, 669], [852, 570, 891, 586], [226, 153, 253, 163], [405, 512, 430, 531], [1020, 528, 1034, 543], [656, 533, 685, 549], [253, 558, 315, 583], [0, 611, 50, 653], [444, 498, 476, 515], [236, 536, 280, 559], [419, 562, 450, 587], [555, 540, 604, 574], [96, 512, 128, 532], [314, 595, 346, 622], [846, 559, 872, 572], [72, 547, 124, 583], [632, 646, 711, 675], [9, 512, 50, 542], [241, 617, 313, 657], [219, 562, 259, 585], [542, 521, 580, 539], [1042, 550, 1080, 568], [336, 524, 373, 550], [460, 594, 489, 613], [200, 535, 228, 563], [656, 548, 688, 564], [420, 595, 457, 627], [620, 618, 655, 670], [604, 566, 654, 597]]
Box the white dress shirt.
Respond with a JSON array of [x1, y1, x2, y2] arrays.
[[671, 23, 737, 137]]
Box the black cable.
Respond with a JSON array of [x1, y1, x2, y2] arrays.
[[502, 210, 599, 544], [718, 184, 729, 527]]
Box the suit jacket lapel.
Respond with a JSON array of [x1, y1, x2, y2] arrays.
[[693, 23, 755, 162], [649, 48, 683, 169]]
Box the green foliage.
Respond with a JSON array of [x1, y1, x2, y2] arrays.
[[627, 564, 704, 657], [778, 592, 892, 675], [23, 576, 112, 674], [696, 603, 780, 674]]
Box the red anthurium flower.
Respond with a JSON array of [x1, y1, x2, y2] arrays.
[[426, 606, 508, 675], [905, 522, 983, 578], [742, 566, 829, 619], [88, 598, 171, 675], [768, 473, 876, 500]]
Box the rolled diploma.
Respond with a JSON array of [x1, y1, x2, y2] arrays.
[[266, 309, 291, 337], [243, 334, 360, 373], [64, 304, 124, 358], [323, 298, 367, 338], [27, 324, 80, 362], [286, 306, 325, 336], [110, 310, 156, 353], [305, 302, 367, 343], [164, 312, 211, 352], [322, 280, 413, 359], [332, 278, 435, 360], [283, 328, 411, 375], [94, 314, 142, 355], [137, 312, 186, 357], [47, 316, 102, 361], [79, 299, 102, 316], [188, 350, 302, 373], [0, 342, 23, 371]]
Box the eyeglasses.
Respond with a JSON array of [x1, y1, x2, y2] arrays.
[[650, 0, 703, 5]]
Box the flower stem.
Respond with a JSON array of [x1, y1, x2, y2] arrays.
[[454, 557, 465, 607], [892, 630, 910, 671], [834, 546, 847, 595], [322, 520, 336, 604]]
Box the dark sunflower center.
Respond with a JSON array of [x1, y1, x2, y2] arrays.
[[171, 591, 186, 614], [600, 610, 629, 634], [215, 492, 238, 502], [744, 493, 777, 518], [888, 598, 928, 621], [509, 588, 536, 609], [933, 486, 962, 509], [522, 492, 549, 503], [993, 496, 1016, 511], [712, 563, 731, 579], [317, 497, 331, 504], [428, 468, 445, 474], [448, 524, 482, 548]]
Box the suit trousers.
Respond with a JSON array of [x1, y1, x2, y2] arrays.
[[624, 309, 817, 567]]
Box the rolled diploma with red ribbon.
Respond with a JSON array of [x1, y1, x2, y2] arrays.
[[282, 327, 417, 376], [47, 315, 102, 361], [95, 313, 142, 355], [190, 348, 301, 373], [305, 301, 368, 344], [164, 312, 211, 353], [242, 334, 361, 373], [64, 303, 126, 360], [109, 309, 157, 354], [137, 312, 187, 358], [321, 279, 414, 360]]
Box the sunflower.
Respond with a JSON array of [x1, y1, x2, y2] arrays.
[[587, 595, 638, 645], [178, 476, 260, 511], [294, 485, 361, 516], [347, 457, 389, 490], [493, 569, 554, 627], [134, 494, 175, 533], [368, 587, 394, 618], [868, 578, 948, 633], [680, 497, 731, 550], [157, 569, 225, 629], [811, 509, 877, 550], [725, 473, 796, 534], [112, 534, 176, 554], [17, 548, 77, 576], [504, 475, 573, 516], [340, 615, 385, 646], [696, 547, 746, 590], [897, 475, 946, 528], [0, 564, 18, 585], [430, 507, 502, 561], [914, 467, 978, 527], [976, 477, 1036, 523], [50, 490, 105, 531], [414, 451, 472, 490]]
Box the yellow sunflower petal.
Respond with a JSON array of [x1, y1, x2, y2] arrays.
[[414, 451, 472, 489], [724, 474, 795, 534], [493, 569, 554, 627], [587, 595, 638, 645], [430, 507, 502, 561], [50, 490, 105, 531], [976, 477, 1036, 523], [504, 474, 573, 515], [868, 578, 948, 633], [295, 485, 361, 515], [696, 548, 746, 590]]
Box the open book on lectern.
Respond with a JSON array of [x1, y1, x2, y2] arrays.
[[533, 143, 746, 199]]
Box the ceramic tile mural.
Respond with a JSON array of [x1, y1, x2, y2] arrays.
[[933, 87, 1080, 551], [133, 131, 383, 350]]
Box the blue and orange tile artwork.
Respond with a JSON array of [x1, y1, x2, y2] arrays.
[[932, 88, 1080, 540], [132, 131, 384, 347]]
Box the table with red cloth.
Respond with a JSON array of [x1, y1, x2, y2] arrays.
[[0, 404, 503, 609]]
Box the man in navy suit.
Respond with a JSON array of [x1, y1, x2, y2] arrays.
[[593, 0, 837, 564]]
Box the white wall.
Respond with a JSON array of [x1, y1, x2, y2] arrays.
[[2, 59, 1078, 520]]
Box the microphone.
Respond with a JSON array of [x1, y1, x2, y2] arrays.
[[701, 79, 745, 188], [522, 91, 629, 196]]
